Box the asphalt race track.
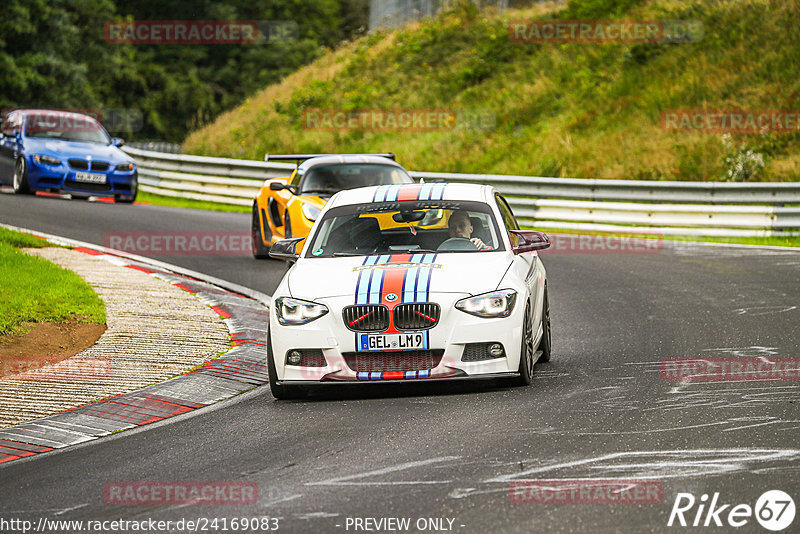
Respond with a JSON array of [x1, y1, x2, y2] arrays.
[[1, 192, 799, 533]]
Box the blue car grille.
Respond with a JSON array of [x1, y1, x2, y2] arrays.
[[68, 159, 89, 170], [68, 159, 110, 172]]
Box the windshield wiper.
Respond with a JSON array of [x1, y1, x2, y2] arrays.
[[333, 252, 363, 257]]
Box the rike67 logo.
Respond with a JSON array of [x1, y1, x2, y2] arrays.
[[668, 490, 795, 531]]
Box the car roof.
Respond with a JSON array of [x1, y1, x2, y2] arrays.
[[298, 155, 405, 172], [9, 109, 98, 120], [326, 182, 496, 208]]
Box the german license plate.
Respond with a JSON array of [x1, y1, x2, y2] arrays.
[[358, 332, 428, 352], [75, 172, 106, 184]]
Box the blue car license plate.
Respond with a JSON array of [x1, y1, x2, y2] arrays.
[[75, 172, 106, 184]]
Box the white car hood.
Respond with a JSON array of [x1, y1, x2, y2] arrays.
[[288, 253, 512, 300]]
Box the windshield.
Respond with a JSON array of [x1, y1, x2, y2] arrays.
[[305, 200, 505, 258], [24, 113, 110, 144], [300, 164, 411, 195]]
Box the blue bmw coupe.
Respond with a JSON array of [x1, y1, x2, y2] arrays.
[[0, 109, 138, 203]]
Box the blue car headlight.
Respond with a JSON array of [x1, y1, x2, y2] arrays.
[[33, 155, 61, 166], [116, 163, 135, 171], [275, 297, 328, 325], [456, 290, 517, 318]]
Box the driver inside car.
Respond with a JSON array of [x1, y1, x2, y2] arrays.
[[447, 210, 487, 249]]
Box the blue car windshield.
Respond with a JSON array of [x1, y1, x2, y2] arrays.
[[24, 113, 110, 144]]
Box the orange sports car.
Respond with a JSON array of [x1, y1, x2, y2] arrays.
[[251, 154, 416, 259]]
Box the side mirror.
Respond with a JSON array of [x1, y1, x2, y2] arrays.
[[269, 237, 305, 262], [111, 137, 125, 147], [510, 230, 550, 254], [269, 181, 297, 194]]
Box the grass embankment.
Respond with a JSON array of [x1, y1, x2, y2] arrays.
[[0, 227, 105, 337], [184, 0, 800, 182]]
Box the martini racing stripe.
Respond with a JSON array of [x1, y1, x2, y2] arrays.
[[357, 370, 431, 381], [397, 183, 422, 201], [354, 254, 438, 306], [372, 183, 447, 202], [402, 253, 437, 302], [418, 183, 446, 201]]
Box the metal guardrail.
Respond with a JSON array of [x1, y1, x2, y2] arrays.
[[125, 141, 183, 154], [124, 147, 800, 237], [125, 146, 294, 207]]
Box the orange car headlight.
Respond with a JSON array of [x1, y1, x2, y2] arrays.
[[302, 204, 321, 222]]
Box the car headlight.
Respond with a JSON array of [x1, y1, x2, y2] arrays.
[[116, 163, 135, 171], [301, 204, 321, 222], [33, 155, 61, 166], [455, 290, 517, 318], [274, 297, 328, 325]]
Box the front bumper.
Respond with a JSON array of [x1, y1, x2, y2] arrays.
[[270, 293, 527, 383], [27, 158, 137, 198], [275, 372, 520, 386]]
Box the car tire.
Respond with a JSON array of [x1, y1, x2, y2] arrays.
[[512, 302, 535, 386], [252, 203, 270, 259], [267, 331, 306, 400], [537, 287, 552, 363], [115, 176, 138, 204], [12, 158, 32, 194]]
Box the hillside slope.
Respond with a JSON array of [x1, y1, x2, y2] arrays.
[[184, 0, 800, 181]]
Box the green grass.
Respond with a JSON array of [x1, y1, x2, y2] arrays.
[[0, 229, 106, 337], [0, 226, 50, 249], [185, 0, 800, 182], [137, 190, 250, 213]]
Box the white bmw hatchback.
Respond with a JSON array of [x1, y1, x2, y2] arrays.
[[266, 182, 551, 399]]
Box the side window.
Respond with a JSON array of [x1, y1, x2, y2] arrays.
[[1, 113, 16, 136], [495, 194, 520, 247], [289, 168, 302, 186]]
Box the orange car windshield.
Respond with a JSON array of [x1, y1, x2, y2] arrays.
[[300, 164, 411, 195]]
